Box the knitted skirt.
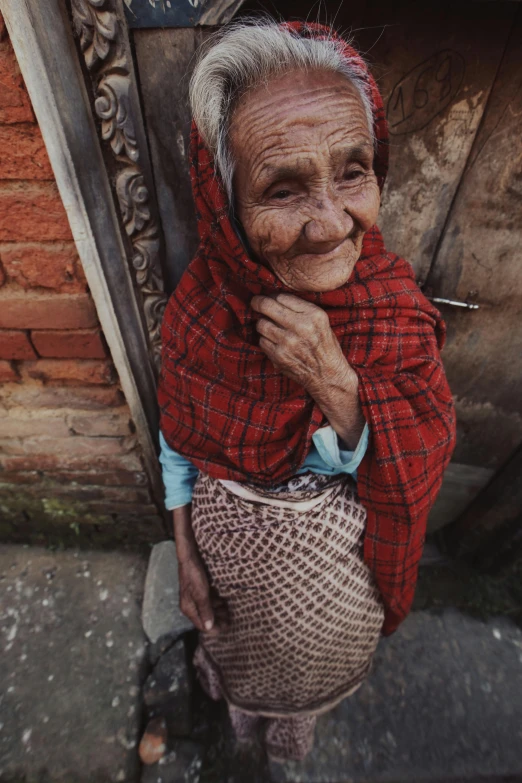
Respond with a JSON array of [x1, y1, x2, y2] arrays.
[[191, 470, 384, 760]]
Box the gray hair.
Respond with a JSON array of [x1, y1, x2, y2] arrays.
[[189, 19, 375, 201]]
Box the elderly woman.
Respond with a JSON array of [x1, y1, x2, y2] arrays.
[[158, 20, 456, 762]]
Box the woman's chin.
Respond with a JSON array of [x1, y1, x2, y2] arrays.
[[282, 256, 358, 293]]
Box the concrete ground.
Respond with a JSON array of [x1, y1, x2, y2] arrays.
[[0, 545, 148, 783], [267, 609, 522, 783], [2, 542, 522, 783]]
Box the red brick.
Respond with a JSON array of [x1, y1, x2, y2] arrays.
[[0, 411, 70, 437], [0, 471, 42, 485], [1, 451, 143, 473], [26, 485, 151, 504], [0, 38, 34, 123], [0, 329, 36, 359], [68, 409, 132, 436], [0, 124, 54, 180], [38, 470, 148, 487], [0, 435, 136, 457], [87, 502, 160, 518], [0, 384, 124, 410], [0, 260, 5, 287], [0, 438, 25, 455], [75, 260, 88, 287], [0, 292, 98, 329], [22, 359, 116, 386], [0, 182, 72, 241], [0, 359, 18, 382], [0, 242, 86, 292], [31, 329, 106, 358]]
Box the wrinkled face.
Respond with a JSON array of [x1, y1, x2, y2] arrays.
[[230, 69, 381, 292]]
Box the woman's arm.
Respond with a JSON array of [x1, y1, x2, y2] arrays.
[[173, 505, 229, 635], [252, 293, 365, 449], [304, 361, 365, 449], [159, 432, 199, 510], [159, 433, 226, 634], [172, 504, 216, 633]]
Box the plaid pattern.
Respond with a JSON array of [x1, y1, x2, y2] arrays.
[[158, 23, 456, 635]]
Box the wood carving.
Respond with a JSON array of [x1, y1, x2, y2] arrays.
[[72, 0, 118, 68], [116, 168, 151, 234], [95, 72, 139, 161], [71, 0, 167, 370]]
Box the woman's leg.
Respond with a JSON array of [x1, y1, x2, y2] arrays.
[[193, 643, 222, 701], [228, 705, 261, 743], [264, 714, 317, 762]]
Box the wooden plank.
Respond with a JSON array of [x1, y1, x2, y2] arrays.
[[444, 444, 522, 566], [425, 9, 522, 470], [427, 462, 494, 533], [133, 27, 208, 290], [352, 0, 516, 283]]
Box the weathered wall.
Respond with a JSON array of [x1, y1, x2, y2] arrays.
[[0, 14, 165, 548]]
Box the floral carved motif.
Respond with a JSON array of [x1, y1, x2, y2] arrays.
[[72, 0, 118, 68], [95, 72, 139, 161], [70, 0, 167, 370]]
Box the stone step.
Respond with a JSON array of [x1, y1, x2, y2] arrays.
[[269, 609, 522, 783], [0, 545, 148, 783]]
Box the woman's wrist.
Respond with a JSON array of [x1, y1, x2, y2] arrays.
[[306, 352, 356, 406], [306, 358, 364, 449], [172, 505, 199, 564]]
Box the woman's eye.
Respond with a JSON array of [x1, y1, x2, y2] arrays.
[[343, 169, 365, 182], [272, 189, 292, 200]]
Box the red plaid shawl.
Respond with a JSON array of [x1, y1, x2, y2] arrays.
[[159, 23, 456, 634]]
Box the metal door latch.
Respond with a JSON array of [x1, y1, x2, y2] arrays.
[[426, 296, 479, 310]]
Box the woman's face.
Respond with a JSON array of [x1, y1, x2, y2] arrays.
[[230, 69, 381, 292]]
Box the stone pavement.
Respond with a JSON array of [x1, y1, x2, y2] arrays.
[[0, 545, 148, 783], [267, 609, 522, 783], [2, 540, 522, 783]]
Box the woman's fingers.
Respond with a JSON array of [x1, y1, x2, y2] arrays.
[[180, 595, 205, 631], [252, 293, 307, 314], [252, 294, 327, 335], [255, 316, 283, 343], [195, 591, 215, 632], [181, 589, 216, 633], [190, 571, 215, 632], [251, 295, 300, 327], [179, 557, 216, 633], [274, 293, 310, 312]]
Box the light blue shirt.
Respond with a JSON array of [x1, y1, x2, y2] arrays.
[[159, 423, 369, 510]]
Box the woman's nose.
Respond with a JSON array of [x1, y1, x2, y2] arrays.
[[303, 196, 354, 247]]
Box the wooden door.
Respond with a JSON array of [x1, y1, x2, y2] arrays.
[[127, 0, 522, 536]]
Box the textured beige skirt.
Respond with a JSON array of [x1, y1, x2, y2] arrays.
[[191, 470, 384, 758]]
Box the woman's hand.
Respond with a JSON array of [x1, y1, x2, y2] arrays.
[[172, 505, 228, 635], [251, 293, 366, 449], [178, 550, 215, 633], [251, 293, 347, 391]]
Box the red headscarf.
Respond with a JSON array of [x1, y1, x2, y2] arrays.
[[159, 22, 456, 634]]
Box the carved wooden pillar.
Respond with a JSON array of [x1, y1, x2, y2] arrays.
[[70, 0, 167, 372]]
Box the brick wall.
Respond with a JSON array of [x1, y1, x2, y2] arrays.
[[0, 15, 165, 548]]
